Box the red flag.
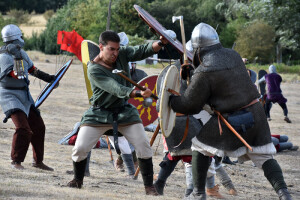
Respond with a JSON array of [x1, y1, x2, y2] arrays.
[[57, 30, 63, 45], [57, 30, 84, 61]]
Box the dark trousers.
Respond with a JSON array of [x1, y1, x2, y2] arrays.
[[265, 99, 288, 118], [10, 107, 45, 163]]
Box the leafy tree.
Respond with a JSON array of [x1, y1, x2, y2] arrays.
[[112, 0, 148, 37], [0, 0, 68, 13], [235, 21, 275, 64], [245, 0, 300, 63]]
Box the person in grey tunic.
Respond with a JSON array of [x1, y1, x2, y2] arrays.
[[0, 24, 56, 170], [169, 23, 292, 200]]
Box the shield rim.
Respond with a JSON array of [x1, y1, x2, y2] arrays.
[[34, 59, 73, 108], [134, 4, 193, 62], [159, 65, 180, 137]]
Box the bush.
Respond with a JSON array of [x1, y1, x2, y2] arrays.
[[235, 21, 276, 64], [7, 9, 31, 24], [43, 10, 55, 21]]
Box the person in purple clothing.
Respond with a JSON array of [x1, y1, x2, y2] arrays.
[[258, 65, 291, 123]]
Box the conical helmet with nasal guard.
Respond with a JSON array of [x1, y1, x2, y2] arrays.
[[1, 24, 24, 44], [191, 23, 219, 50]]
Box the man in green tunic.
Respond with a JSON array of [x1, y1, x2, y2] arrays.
[[67, 30, 167, 195]]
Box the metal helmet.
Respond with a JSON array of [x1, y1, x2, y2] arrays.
[[1, 24, 24, 44], [191, 23, 219, 50], [269, 65, 277, 73], [186, 40, 193, 53], [118, 32, 129, 46]]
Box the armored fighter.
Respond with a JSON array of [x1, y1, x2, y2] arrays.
[[0, 24, 56, 170], [169, 23, 292, 200]]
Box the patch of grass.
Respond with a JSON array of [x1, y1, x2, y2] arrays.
[[247, 63, 300, 75], [247, 63, 300, 83]]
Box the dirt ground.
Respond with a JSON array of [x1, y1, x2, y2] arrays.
[[0, 54, 299, 200]]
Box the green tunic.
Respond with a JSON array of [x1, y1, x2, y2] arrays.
[[81, 42, 155, 126]]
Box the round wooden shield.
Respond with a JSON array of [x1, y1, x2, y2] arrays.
[[128, 75, 158, 127], [156, 65, 172, 96], [159, 65, 180, 137], [134, 4, 193, 62], [35, 59, 73, 108]]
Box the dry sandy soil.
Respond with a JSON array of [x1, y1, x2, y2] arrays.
[[0, 53, 299, 200]]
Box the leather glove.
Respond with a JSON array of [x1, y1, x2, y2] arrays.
[[168, 94, 176, 106], [180, 64, 194, 80], [6, 44, 22, 60]]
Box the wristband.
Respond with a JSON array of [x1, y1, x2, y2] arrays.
[[158, 41, 165, 47], [135, 90, 143, 97]]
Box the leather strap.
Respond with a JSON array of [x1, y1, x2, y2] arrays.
[[240, 99, 259, 109], [216, 98, 259, 135], [112, 112, 121, 155], [167, 88, 180, 96], [173, 115, 189, 148], [214, 110, 253, 151]]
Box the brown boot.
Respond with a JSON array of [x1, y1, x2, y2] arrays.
[[145, 185, 159, 196], [32, 162, 54, 171], [284, 117, 291, 123], [11, 161, 24, 170], [206, 185, 225, 199], [67, 178, 83, 189], [114, 158, 125, 172]]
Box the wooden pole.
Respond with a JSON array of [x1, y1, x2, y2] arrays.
[[214, 111, 253, 151], [106, 0, 112, 30], [116, 72, 158, 100], [105, 136, 114, 166]]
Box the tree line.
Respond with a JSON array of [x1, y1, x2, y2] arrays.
[[1, 0, 299, 64], [0, 0, 68, 13]]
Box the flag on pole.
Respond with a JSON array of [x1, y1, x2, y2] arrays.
[[57, 30, 84, 61]]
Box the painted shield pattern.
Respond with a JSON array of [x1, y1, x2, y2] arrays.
[[128, 75, 158, 127]]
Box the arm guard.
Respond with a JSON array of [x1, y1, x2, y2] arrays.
[[31, 68, 55, 83]]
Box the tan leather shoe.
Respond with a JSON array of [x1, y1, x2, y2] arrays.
[[11, 161, 24, 170], [32, 162, 54, 171], [206, 185, 225, 199], [114, 158, 125, 172]]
